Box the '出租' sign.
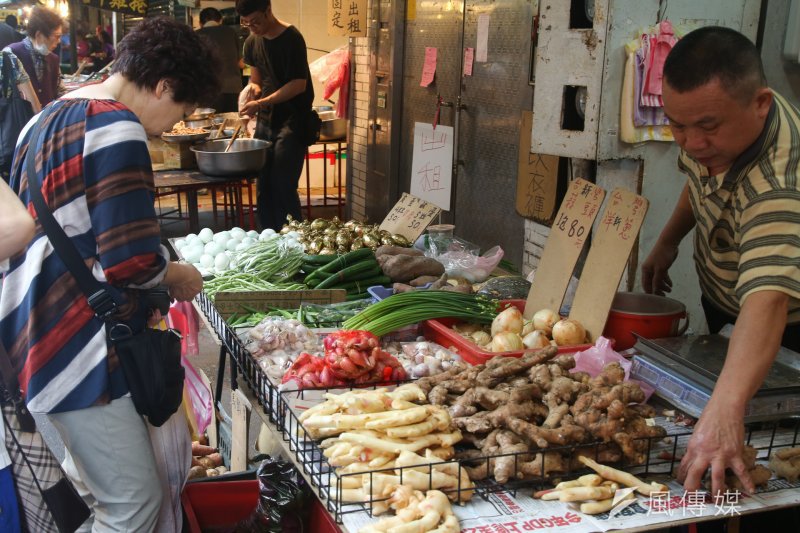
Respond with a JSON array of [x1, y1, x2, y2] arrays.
[[328, 0, 366, 37]]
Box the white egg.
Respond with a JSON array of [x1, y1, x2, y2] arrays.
[[185, 233, 198, 242], [230, 227, 246, 239], [213, 231, 231, 245], [235, 242, 250, 252], [226, 239, 241, 252], [246, 230, 259, 239], [174, 238, 187, 251], [199, 254, 214, 268], [182, 247, 202, 263], [214, 253, 231, 271], [198, 228, 214, 243], [204, 242, 224, 256], [241, 237, 255, 247], [286, 231, 300, 239]]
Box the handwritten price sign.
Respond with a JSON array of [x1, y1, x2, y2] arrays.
[[379, 193, 441, 242], [524, 178, 606, 318], [569, 187, 649, 340]]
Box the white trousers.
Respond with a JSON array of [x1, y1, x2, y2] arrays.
[[46, 396, 163, 533]]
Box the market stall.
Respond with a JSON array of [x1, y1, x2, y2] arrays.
[[178, 188, 800, 532]]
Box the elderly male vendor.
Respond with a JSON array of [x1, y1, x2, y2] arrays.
[[641, 24, 800, 509]]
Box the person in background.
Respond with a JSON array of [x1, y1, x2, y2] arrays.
[[0, 18, 16, 50], [197, 7, 242, 113], [91, 30, 114, 71], [4, 6, 65, 108], [236, 0, 314, 232], [641, 26, 800, 529], [0, 49, 41, 181], [0, 16, 219, 531], [75, 31, 92, 69], [2, 16, 24, 46]]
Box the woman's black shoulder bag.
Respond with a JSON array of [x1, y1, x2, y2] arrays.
[[24, 107, 184, 428]]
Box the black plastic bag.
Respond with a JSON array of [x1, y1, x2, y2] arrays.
[[235, 457, 306, 533]]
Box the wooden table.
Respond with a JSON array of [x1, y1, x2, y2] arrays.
[[154, 170, 257, 233]]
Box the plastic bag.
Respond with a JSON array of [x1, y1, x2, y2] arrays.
[[236, 458, 306, 532], [571, 337, 654, 401], [309, 46, 349, 84], [426, 235, 504, 283]]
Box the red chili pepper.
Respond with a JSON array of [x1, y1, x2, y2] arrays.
[[383, 366, 393, 380]]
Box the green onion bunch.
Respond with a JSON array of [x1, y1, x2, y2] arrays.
[[342, 291, 498, 337]]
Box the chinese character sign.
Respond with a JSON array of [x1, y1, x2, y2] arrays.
[[328, 0, 366, 37], [410, 122, 453, 211], [379, 193, 441, 241], [81, 0, 148, 16]]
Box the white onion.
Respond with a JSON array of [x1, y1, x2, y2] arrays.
[[490, 332, 524, 353], [552, 319, 586, 346], [491, 306, 524, 337], [521, 320, 536, 337], [522, 330, 550, 349], [471, 331, 492, 347], [532, 309, 559, 337]]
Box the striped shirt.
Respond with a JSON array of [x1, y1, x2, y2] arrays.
[[0, 99, 168, 414], [682, 91, 800, 323]]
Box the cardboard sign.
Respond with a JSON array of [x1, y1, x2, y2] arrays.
[[516, 111, 559, 223], [379, 192, 441, 242], [409, 122, 454, 210], [524, 178, 606, 319], [213, 290, 346, 319], [570, 189, 649, 340], [328, 0, 367, 37]]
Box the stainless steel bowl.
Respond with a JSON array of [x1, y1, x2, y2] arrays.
[[318, 111, 347, 141], [182, 118, 213, 129], [191, 139, 271, 177], [186, 108, 215, 121]]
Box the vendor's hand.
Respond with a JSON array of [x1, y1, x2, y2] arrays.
[[641, 241, 679, 295], [239, 99, 261, 117], [167, 263, 203, 302], [677, 400, 754, 496]]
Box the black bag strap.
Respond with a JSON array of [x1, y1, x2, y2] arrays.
[[24, 106, 118, 319]]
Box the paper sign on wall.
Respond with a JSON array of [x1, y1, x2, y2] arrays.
[[476, 14, 490, 62], [328, 0, 366, 37], [380, 193, 441, 242], [464, 47, 475, 76], [516, 111, 559, 223], [420, 47, 437, 87], [409, 122, 453, 211]]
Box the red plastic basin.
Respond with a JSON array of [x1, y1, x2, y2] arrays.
[[602, 292, 687, 350], [421, 299, 597, 366]]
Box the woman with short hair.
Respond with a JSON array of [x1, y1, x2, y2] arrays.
[[0, 16, 220, 531]]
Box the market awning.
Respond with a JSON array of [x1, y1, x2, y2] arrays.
[[79, 0, 148, 17]]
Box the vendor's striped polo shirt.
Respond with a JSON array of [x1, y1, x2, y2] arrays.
[[682, 91, 800, 323]]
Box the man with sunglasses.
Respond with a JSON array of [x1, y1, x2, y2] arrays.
[[236, 0, 314, 231]]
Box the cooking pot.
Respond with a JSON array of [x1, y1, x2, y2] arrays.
[[318, 110, 347, 141], [602, 292, 688, 350], [191, 139, 271, 177]]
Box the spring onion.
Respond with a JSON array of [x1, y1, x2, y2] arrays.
[[342, 291, 497, 337]]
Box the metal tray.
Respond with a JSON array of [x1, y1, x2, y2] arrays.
[[161, 131, 210, 144]]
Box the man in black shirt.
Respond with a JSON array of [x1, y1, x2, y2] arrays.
[[197, 8, 242, 113], [236, 0, 314, 231]]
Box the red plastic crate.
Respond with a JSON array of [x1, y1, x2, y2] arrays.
[[182, 480, 340, 533], [421, 299, 597, 366]]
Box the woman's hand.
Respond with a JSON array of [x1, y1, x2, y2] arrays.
[[165, 262, 203, 301]]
